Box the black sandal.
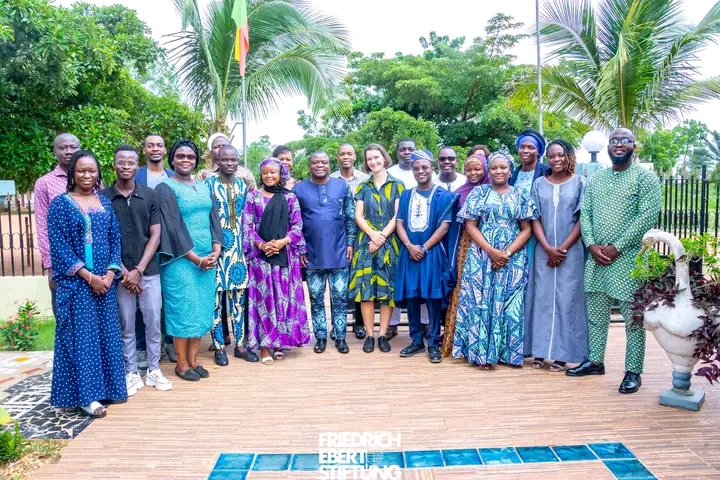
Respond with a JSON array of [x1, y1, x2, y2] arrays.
[[175, 367, 201, 381]]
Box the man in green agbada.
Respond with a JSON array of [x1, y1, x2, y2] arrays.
[[567, 128, 661, 394]]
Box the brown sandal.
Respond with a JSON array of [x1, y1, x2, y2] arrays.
[[531, 358, 545, 369], [549, 361, 566, 372]]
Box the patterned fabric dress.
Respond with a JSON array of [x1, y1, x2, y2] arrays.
[[156, 181, 216, 338], [243, 190, 310, 351], [452, 185, 537, 366], [349, 175, 405, 305], [48, 193, 127, 408]]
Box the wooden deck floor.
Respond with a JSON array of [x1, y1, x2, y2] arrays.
[[31, 324, 720, 480]]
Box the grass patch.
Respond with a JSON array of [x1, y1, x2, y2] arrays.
[[0, 439, 67, 479], [0, 317, 54, 352]]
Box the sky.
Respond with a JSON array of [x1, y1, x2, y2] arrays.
[[55, 0, 720, 164]]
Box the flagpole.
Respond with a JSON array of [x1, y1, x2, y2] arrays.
[[536, 0, 543, 136], [242, 76, 247, 168]]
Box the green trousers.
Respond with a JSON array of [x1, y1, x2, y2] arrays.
[[587, 292, 646, 374]]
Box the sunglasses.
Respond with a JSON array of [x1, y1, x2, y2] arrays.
[[609, 138, 634, 146], [438, 156, 457, 162]]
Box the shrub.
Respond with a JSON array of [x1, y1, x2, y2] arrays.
[[0, 300, 40, 351], [0, 422, 24, 464]]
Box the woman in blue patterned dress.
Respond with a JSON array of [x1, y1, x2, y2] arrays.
[[156, 140, 223, 381], [48, 150, 126, 417], [452, 152, 537, 369]]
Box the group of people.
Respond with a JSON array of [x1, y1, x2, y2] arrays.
[[33, 126, 661, 418]]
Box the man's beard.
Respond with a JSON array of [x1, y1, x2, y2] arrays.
[[609, 149, 634, 165]]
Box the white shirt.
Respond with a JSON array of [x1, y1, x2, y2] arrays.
[[387, 164, 439, 189], [437, 173, 467, 192]]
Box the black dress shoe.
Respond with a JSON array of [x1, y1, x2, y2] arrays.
[[234, 347, 259, 362], [400, 343, 425, 357], [378, 336, 391, 352], [314, 338, 327, 353], [354, 325, 367, 340], [428, 346, 442, 363], [385, 326, 398, 340], [175, 367, 201, 381], [566, 360, 605, 376], [619, 371, 642, 394], [214, 349, 229, 367], [335, 339, 349, 354], [363, 337, 375, 353]]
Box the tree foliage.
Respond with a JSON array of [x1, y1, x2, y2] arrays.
[[639, 120, 711, 175], [0, 0, 205, 192], [511, 0, 720, 131]]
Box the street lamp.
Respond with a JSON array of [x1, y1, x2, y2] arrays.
[[582, 130, 606, 163]]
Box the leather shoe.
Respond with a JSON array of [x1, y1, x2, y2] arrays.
[[619, 371, 642, 394], [428, 346, 442, 363], [354, 325, 367, 340], [214, 349, 229, 367], [566, 360, 605, 376], [363, 337, 375, 353], [400, 343, 425, 357], [335, 339, 349, 354], [314, 339, 327, 354], [385, 326, 398, 340], [378, 336, 391, 352], [234, 347, 259, 362]]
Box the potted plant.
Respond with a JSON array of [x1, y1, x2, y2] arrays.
[[630, 230, 720, 411]]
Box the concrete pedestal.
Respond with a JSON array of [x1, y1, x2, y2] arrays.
[[659, 388, 705, 412]]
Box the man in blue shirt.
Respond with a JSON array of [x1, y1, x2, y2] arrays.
[[295, 151, 358, 354]]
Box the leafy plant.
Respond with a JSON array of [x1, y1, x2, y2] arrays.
[[630, 234, 720, 383], [0, 422, 24, 464], [0, 300, 40, 351]]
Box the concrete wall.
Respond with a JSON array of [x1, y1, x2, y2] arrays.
[[0, 276, 52, 319]]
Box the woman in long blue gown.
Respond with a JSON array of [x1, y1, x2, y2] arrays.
[[48, 150, 126, 417], [452, 152, 537, 369]]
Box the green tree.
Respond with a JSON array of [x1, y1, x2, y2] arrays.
[[639, 130, 681, 174], [167, 0, 351, 135], [245, 135, 272, 176], [638, 120, 710, 175], [511, 0, 720, 131]]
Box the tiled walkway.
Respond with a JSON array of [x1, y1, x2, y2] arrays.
[[24, 324, 720, 479]]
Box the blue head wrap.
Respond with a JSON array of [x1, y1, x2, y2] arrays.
[[516, 130, 546, 158], [410, 149, 434, 165], [488, 152, 514, 169]]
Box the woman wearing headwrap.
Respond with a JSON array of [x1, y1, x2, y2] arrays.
[[452, 152, 537, 369], [156, 140, 224, 381], [196, 133, 257, 191], [243, 158, 310, 365], [509, 129, 551, 193], [441, 153, 490, 357]]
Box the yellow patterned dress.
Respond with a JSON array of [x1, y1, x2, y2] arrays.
[[349, 175, 405, 306]]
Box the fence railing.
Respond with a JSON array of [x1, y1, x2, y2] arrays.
[[1, 166, 719, 277]]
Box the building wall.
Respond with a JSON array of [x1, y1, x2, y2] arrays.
[[0, 276, 52, 319]]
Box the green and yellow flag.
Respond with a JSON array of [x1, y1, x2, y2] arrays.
[[232, 0, 249, 77]]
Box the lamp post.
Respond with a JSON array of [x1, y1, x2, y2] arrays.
[[580, 130, 606, 178]]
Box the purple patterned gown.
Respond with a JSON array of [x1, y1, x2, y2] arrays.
[[243, 190, 310, 351]]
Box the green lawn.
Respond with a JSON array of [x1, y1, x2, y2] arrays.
[[0, 317, 55, 352]]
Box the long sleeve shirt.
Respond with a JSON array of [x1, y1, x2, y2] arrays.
[[34, 166, 68, 271]]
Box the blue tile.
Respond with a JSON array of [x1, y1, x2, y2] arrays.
[[368, 451, 405, 468], [404, 450, 444, 468], [252, 453, 291, 471], [208, 471, 248, 480], [603, 459, 655, 479], [479, 448, 521, 465], [213, 454, 255, 471], [516, 446, 558, 463], [291, 454, 320, 471], [552, 445, 598, 462], [442, 449, 482, 466], [589, 443, 635, 460]]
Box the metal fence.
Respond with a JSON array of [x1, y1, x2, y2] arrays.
[[1, 167, 719, 277]]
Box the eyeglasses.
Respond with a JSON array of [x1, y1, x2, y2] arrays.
[[609, 138, 634, 146], [438, 156, 457, 162], [174, 154, 197, 161]]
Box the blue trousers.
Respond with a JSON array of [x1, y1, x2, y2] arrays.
[[307, 268, 348, 341], [407, 297, 442, 347]]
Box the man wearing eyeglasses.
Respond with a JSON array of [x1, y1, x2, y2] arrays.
[[566, 128, 661, 395], [101, 145, 173, 395], [437, 147, 466, 192]]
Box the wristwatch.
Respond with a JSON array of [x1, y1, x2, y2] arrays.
[[421, 245, 428, 254], [505, 249, 512, 256]]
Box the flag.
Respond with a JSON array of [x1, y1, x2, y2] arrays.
[[232, 0, 249, 77]]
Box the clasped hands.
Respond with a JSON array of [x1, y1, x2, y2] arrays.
[[588, 244, 620, 266], [488, 248, 511, 270], [198, 252, 219, 271], [259, 238, 290, 257], [88, 270, 115, 296], [368, 230, 386, 254]]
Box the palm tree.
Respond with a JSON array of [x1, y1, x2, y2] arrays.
[[511, 0, 720, 131], [166, 0, 351, 134]]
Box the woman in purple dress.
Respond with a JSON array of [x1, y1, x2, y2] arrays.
[[243, 158, 310, 364]]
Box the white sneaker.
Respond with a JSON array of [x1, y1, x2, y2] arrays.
[[137, 350, 148, 370], [145, 369, 173, 391], [126, 372, 144, 397]]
